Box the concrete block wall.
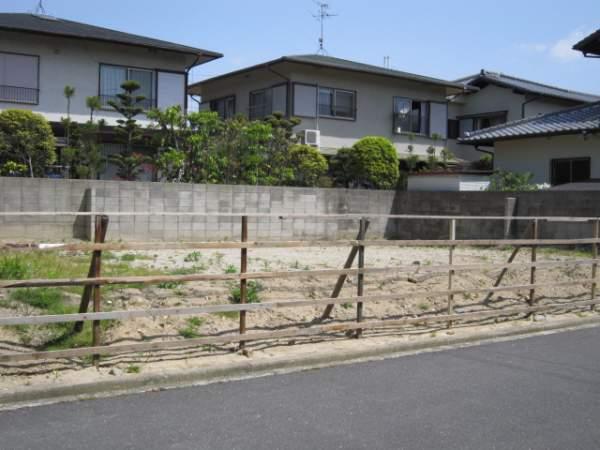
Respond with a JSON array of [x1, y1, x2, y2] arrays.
[[2, 177, 600, 242]]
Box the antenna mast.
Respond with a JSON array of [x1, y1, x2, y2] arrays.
[[313, 2, 337, 55], [34, 0, 46, 15]]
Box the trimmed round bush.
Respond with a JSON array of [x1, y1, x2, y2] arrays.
[[332, 136, 399, 189]]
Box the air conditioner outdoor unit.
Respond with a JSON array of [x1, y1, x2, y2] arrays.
[[303, 129, 321, 148]]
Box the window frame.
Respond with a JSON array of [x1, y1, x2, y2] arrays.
[[456, 110, 508, 137], [317, 86, 357, 121], [0, 51, 40, 105], [248, 82, 289, 120], [210, 94, 236, 120], [550, 156, 591, 186], [98, 63, 159, 111], [393, 97, 430, 136]]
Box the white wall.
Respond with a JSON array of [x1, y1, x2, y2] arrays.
[[449, 84, 581, 161], [495, 133, 600, 184], [407, 174, 490, 191], [0, 30, 191, 127], [198, 61, 450, 156]]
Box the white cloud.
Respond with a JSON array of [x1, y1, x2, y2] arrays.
[[549, 29, 589, 62], [519, 43, 548, 53], [518, 28, 590, 62]]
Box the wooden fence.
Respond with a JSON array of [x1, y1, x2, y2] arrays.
[[0, 212, 599, 364]]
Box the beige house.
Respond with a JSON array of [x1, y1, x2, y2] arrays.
[[448, 70, 599, 161], [189, 54, 470, 156], [459, 102, 600, 186], [0, 13, 221, 179]]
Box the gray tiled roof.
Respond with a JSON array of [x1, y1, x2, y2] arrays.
[[0, 13, 222, 60], [455, 69, 600, 103], [573, 29, 600, 56], [190, 54, 470, 93], [458, 101, 600, 145]]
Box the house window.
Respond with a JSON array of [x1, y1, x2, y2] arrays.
[[551, 157, 591, 186], [0, 52, 39, 104], [393, 97, 429, 135], [448, 119, 460, 139], [210, 96, 235, 119], [318, 87, 355, 119], [99, 64, 155, 109], [249, 84, 287, 120], [458, 112, 507, 137]]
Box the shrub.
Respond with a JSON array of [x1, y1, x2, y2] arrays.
[[289, 144, 328, 187], [0, 255, 31, 280], [0, 109, 56, 177], [486, 170, 538, 192], [474, 154, 493, 170], [331, 136, 399, 189], [229, 281, 264, 304]]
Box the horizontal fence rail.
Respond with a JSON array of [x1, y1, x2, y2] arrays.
[[0, 212, 598, 363]]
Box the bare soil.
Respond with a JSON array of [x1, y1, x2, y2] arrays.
[[0, 245, 595, 390]]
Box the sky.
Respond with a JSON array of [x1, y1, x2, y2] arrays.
[[2, 0, 599, 94]]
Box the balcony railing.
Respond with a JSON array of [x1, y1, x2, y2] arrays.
[[0, 85, 39, 104], [99, 95, 156, 111]]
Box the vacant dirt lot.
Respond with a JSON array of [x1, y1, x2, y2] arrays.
[[0, 244, 595, 389]]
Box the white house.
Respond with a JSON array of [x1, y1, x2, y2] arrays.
[[447, 70, 600, 161], [459, 102, 600, 186], [0, 13, 222, 178], [189, 54, 471, 157]]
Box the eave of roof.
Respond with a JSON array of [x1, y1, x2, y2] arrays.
[[189, 54, 472, 94], [453, 70, 600, 104], [573, 29, 600, 57], [0, 13, 222, 65], [458, 101, 600, 146]]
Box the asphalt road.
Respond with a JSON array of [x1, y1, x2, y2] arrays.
[[2, 326, 600, 450]]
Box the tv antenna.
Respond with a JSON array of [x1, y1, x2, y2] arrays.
[[312, 2, 337, 55], [34, 0, 47, 15]]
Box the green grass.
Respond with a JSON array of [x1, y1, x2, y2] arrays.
[[539, 247, 592, 258], [418, 303, 430, 311], [224, 264, 237, 274], [178, 317, 205, 339], [126, 364, 141, 374], [184, 251, 203, 263], [229, 281, 264, 304], [341, 302, 353, 310]]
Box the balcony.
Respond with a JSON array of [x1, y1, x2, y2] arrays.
[[0, 85, 39, 104], [99, 95, 156, 111]]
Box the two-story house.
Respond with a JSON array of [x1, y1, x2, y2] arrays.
[[447, 70, 600, 160], [0, 13, 221, 179], [189, 54, 470, 157]]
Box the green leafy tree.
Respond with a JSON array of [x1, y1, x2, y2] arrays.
[[486, 170, 539, 192], [331, 136, 399, 189], [0, 160, 28, 176], [86, 96, 101, 122], [156, 148, 185, 182], [0, 109, 56, 177], [108, 80, 145, 155], [108, 80, 147, 180], [289, 144, 328, 187]]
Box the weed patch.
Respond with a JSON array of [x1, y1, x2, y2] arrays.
[[229, 281, 264, 304]]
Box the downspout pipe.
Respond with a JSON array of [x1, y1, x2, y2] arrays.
[[521, 94, 541, 118]]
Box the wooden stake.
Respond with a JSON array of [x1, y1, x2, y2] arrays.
[[483, 221, 533, 304], [529, 219, 539, 306], [448, 219, 456, 328], [320, 219, 370, 320], [356, 218, 366, 338], [91, 216, 108, 364], [239, 216, 248, 350], [592, 220, 599, 311], [74, 215, 109, 333]]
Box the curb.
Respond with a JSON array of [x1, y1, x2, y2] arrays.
[[2, 315, 600, 410]]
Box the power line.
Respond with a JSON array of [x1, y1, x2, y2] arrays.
[[312, 1, 337, 55]]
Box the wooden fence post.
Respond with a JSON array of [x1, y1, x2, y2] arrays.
[[356, 217, 366, 338], [92, 215, 108, 364], [75, 215, 109, 333], [320, 219, 370, 321], [529, 219, 539, 306], [239, 215, 248, 351], [448, 219, 456, 328], [592, 219, 599, 311]]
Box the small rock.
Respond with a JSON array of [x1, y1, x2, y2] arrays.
[[533, 314, 546, 322]]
